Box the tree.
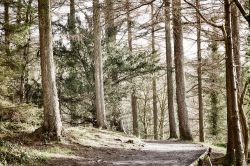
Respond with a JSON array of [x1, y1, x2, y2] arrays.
[[224, 0, 246, 164], [172, 0, 193, 140], [93, 0, 107, 128], [127, 0, 139, 137], [231, 2, 249, 159], [151, 2, 158, 140], [196, 0, 204, 142], [104, 0, 124, 132], [38, 0, 62, 139], [163, 0, 178, 139]]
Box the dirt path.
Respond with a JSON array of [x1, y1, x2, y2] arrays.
[[42, 140, 207, 166]]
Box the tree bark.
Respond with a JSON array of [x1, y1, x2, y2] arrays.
[[151, 2, 158, 140], [127, 0, 139, 137], [196, 0, 204, 142], [69, 0, 76, 48], [224, 0, 246, 164], [104, 0, 124, 132], [93, 0, 107, 128], [231, 3, 249, 160], [164, 0, 178, 139], [172, 0, 193, 140], [38, 0, 62, 139], [131, 91, 139, 137], [104, 0, 116, 46]]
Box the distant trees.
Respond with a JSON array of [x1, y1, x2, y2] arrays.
[[38, 0, 62, 139]]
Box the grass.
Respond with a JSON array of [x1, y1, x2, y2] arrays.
[[0, 140, 75, 165], [66, 126, 143, 149]]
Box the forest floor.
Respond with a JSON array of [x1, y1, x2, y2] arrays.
[[42, 139, 206, 166], [0, 100, 225, 165], [1, 126, 221, 166]]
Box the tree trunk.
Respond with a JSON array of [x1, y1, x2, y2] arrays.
[[164, 0, 178, 139], [131, 91, 139, 137], [104, 0, 123, 132], [172, 0, 193, 140], [127, 0, 139, 137], [196, 0, 204, 142], [38, 0, 62, 139], [224, 0, 246, 164], [209, 38, 220, 136], [19, 0, 33, 104], [93, 0, 107, 128], [104, 0, 116, 46], [151, 2, 158, 140], [231, 3, 249, 160], [152, 79, 158, 139], [16, 0, 21, 24], [69, 0, 76, 48]]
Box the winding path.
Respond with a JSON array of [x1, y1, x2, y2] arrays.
[[43, 140, 207, 166]]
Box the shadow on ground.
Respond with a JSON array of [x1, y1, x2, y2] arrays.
[[41, 140, 206, 166]]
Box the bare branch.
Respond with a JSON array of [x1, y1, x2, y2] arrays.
[[233, 0, 250, 25], [183, 0, 224, 29]]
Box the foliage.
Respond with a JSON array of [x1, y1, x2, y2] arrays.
[[0, 140, 46, 165]]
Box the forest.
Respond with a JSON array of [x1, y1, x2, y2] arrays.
[[0, 0, 250, 165]]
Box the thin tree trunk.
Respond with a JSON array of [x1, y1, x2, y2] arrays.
[[104, 0, 124, 132], [104, 0, 116, 46], [127, 0, 139, 137], [69, 0, 76, 48], [209, 39, 220, 136], [131, 91, 139, 137], [151, 2, 158, 140], [172, 0, 193, 140], [224, 0, 246, 164], [164, 0, 178, 139], [196, 0, 204, 142], [16, 0, 21, 24], [93, 0, 107, 128], [231, 3, 249, 160], [19, 0, 33, 104], [159, 101, 165, 140], [38, 0, 62, 139]]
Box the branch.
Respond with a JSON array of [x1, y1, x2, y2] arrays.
[[239, 81, 249, 106], [233, 0, 250, 25], [183, 0, 224, 30]]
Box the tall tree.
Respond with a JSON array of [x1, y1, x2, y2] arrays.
[[38, 0, 62, 139], [104, 0, 124, 132], [93, 0, 107, 128], [196, 0, 204, 142], [164, 0, 178, 139], [224, 0, 246, 164], [231, 2, 249, 160], [127, 0, 139, 137], [172, 0, 193, 140], [19, 0, 33, 104], [151, 2, 158, 140]]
